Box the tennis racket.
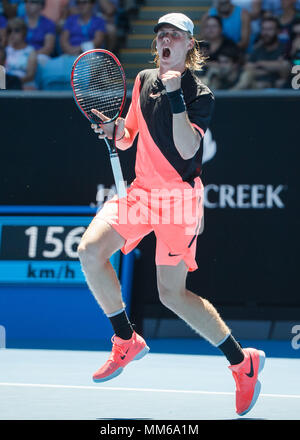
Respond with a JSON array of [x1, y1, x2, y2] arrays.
[[71, 49, 127, 198]]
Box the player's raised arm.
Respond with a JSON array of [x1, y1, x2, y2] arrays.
[[161, 70, 200, 160]]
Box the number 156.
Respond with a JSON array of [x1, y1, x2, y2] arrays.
[[24, 226, 85, 259]]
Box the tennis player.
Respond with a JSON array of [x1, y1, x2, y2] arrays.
[[78, 13, 265, 416]]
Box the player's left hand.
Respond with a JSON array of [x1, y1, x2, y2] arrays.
[[91, 108, 125, 141], [160, 71, 182, 92]]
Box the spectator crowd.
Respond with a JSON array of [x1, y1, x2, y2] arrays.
[[0, 0, 299, 90], [199, 0, 300, 89], [0, 0, 134, 89]]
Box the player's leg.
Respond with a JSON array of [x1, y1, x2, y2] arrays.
[[154, 191, 246, 361], [78, 217, 149, 382], [156, 260, 231, 346], [78, 186, 154, 382], [78, 217, 126, 315], [156, 260, 265, 416]]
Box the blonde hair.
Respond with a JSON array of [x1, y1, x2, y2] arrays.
[[150, 33, 208, 71]]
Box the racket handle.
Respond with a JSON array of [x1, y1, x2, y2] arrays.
[[110, 153, 127, 198]]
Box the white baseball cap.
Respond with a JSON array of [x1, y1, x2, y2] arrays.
[[154, 13, 194, 35]]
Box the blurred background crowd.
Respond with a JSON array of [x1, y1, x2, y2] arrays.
[[0, 0, 137, 89], [0, 0, 299, 90], [199, 0, 300, 90]]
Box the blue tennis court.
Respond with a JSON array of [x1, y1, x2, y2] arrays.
[[0, 340, 299, 420]]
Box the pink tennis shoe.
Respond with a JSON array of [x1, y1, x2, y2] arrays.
[[229, 347, 266, 416], [93, 331, 150, 383]]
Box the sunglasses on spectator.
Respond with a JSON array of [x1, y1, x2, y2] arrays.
[[7, 28, 22, 34]]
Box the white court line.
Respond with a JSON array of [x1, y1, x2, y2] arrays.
[[0, 382, 299, 399]]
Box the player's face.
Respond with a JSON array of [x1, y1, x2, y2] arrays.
[[156, 26, 194, 68]]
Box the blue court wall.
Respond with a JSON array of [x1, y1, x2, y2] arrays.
[[0, 249, 137, 349]]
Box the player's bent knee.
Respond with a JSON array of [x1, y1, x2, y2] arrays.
[[78, 220, 124, 267], [77, 238, 108, 267], [157, 283, 185, 310], [77, 240, 98, 264]]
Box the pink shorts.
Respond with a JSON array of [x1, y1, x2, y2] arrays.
[[95, 178, 204, 272]]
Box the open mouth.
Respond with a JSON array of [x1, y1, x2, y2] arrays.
[[162, 47, 171, 58]]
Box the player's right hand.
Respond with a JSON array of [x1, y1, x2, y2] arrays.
[[91, 109, 125, 141]]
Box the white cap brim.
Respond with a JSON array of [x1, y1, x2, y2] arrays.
[[154, 13, 194, 35]]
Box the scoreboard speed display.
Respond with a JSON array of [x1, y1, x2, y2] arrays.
[[0, 216, 120, 284]]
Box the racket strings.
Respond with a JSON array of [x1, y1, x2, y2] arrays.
[[72, 52, 125, 122]]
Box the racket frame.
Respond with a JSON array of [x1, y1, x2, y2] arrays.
[[71, 49, 127, 197]]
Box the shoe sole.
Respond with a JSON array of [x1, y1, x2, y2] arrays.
[[238, 350, 266, 416], [93, 345, 150, 383]]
